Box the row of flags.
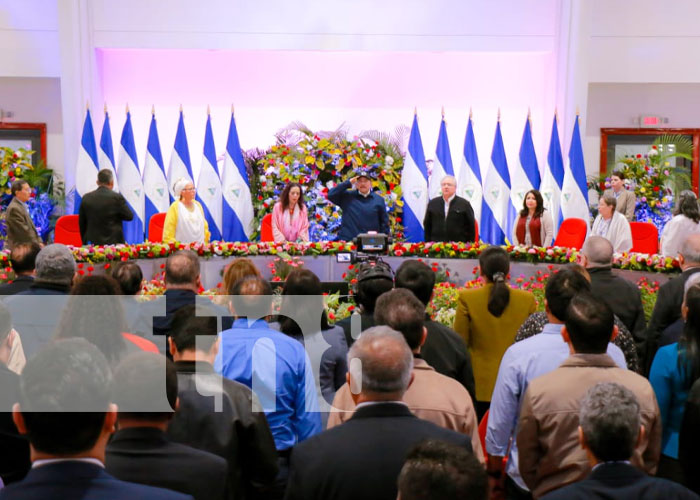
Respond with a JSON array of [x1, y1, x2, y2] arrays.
[[401, 111, 590, 245], [74, 106, 254, 244]]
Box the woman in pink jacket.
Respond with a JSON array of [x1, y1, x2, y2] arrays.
[[272, 182, 310, 242]]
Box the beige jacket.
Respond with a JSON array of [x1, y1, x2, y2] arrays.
[[604, 188, 636, 221], [327, 358, 484, 463], [516, 354, 661, 498]]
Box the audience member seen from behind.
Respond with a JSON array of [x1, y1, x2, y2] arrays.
[[0, 242, 41, 296], [166, 306, 279, 499], [278, 268, 347, 405], [2, 338, 190, 500], [397, 439, 488, 500], [105, 352, 227, 500], [661, 190, 700, 258], [516, 293, 661, 498], [513, 189, 554, 247], [649, 281, 700, 484], [111, 261, 144, 334], [335, 260, 394, 348], [328, 288, 484, 462], [163, 178, 210, 244], [78, 169, 134, 245], [542, 383, 697, 500], [394, 259, 476, 401], [453, 245, 536, 418], [680, 374, 700, 494], [285, 327, 473, 500], [271, 182, 309, 243], [590, 194, 633, 253], [54, 275, 159, 366]]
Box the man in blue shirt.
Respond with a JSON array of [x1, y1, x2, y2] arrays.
[[327, 169, 390, 241], [486, 269, 627, 499], [216, 276, 321, 498]]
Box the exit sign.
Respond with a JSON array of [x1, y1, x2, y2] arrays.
[[639, 115, 667, 128]]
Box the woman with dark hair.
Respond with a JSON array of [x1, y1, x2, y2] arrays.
[[513, 189, 554, 247], [272, 182, 309, 243], [651, 278, 700, 483], [661, 190, 700, 257], [278, 268, 347, 406], [453, 246, 536, 418], [603, 170, 636, 221], [54, 275, 158, 365]]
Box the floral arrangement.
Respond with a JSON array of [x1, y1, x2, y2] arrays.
[[268, 255, 305, 282], [247, 124, 407, 241]]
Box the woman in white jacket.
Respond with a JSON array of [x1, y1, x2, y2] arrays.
[[661, 190, 700, 257]]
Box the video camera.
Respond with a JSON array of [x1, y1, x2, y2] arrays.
[[336, 232, 391, 265]]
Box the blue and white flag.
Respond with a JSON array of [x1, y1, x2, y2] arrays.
[[117, 111, 145, 244], [98, 109, 119, 192], [560, 115, 590, 226], [196, 113, 223, 241], [541, 115, 565, 231], [429, 115, 455, 199], [221, 110, 254, 241], [74, 108, 99, 214], [481, 119, 517, 245], [167, 109, 194, 201], [142, 111, 169, 237], [400, 113, 429, 242], [456, 113, 483, 228], [510, 114, 540, 210]]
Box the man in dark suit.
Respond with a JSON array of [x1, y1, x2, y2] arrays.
[[0, 243, 40, 297], [78, 168, 133, 245], [105, 352, 228, 500], [395, 260, 476, 402], [423, 175, 476, 242], [4, 180, 42, 251], [541, 382, 697, 500], [1, 338, 190, 500], [284, 326, 473, 500]]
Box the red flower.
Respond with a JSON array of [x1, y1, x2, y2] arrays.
[[636, 154, 642, 158], [653, 186, 660, 192]]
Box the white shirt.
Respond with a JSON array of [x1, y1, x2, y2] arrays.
[[661, 214, 700, 257], [33, 458, 104, 469], [443, 194, 456, 218], [175, 201, 206, 244]]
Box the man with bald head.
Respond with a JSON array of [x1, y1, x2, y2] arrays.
[[285, 326, 472, 500], [424, 175, 476, 242], [581, 236, 645, 352], [645, 233, 700, 372]]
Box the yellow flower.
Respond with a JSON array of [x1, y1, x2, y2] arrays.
[[640, 187, 646, 193], [15, 167, 21, 175], [305, 155, 315, 165]]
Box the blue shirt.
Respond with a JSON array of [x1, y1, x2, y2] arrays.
[[215, 318, 322, 450], [486, 322, 627, 490], [327, 180, 390, 241], [649, 342, 689, 459]]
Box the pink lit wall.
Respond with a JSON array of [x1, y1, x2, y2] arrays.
[[98, 49, 556, 180]]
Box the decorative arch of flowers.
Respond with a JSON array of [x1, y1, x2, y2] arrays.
[[244, 123, 408, 241]]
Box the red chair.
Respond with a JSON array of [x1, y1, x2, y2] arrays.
[[54, 215, 83, 247], [260, 213, 274, 242], [552, 218, 587, 250], [148, 213, 167, 243], [478, 410, 507, 470], [630, 221, 659, 254], [474, 219, 479, 243]]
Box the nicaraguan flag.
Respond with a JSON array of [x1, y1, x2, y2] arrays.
[[196, 113, 223, 241], [400, 113, 429, 242], [510, 114, 540, 210], [429, 115, 455, 199], [481, 119, 517, 245], [117, 111, 145, 244], [167, 109, 194, 201], [74, 108, 99, 214], [456, 113, 483, 228], [560, 115, 590, 226], [98, 109, 119, 192], [142, 111, 169, 237], [541, 115, 565, 231], [221, 110, 254, 241]]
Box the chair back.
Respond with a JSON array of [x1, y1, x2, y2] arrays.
[[630, 221, 659, 254], [552, 218, 588, 249], [147, 212, 167, 243], [260, 213, 274, 242], [54, 215, 82, 247]]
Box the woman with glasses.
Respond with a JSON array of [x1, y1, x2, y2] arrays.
[[163, 178, 210, 243]]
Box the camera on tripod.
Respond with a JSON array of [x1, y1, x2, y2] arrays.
[[336, 232, 391, 264]]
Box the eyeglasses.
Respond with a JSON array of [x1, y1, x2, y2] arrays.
[[182, 187, 196, 192]]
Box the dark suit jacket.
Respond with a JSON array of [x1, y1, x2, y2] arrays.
[[541, 462, 698, 500], [284, 402, 472, 500], [105, 427, 227, 500], [336, 312, 375, 348], [4, 197, 41, 250], [0, 275, 34, 297], [680, 378, 700, 494], [78, 186, 133, 245], [0, 364, 30, 484], [423, 195, 475, 242], [422, 317, 476, 403], [0, 461, 192, 500]]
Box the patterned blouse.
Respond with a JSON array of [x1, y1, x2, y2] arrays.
[[514, 311, 640, 373]]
